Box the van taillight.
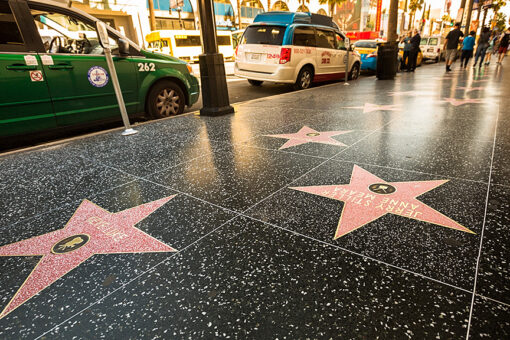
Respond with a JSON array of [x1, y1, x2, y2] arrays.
[[235, 46, 239, 58], [279, 48, 291, 64]]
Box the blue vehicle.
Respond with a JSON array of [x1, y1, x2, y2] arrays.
[[352, 40, 378, 71]]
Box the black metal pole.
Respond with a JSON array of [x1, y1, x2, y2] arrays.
[[197, 0, 234, 116]]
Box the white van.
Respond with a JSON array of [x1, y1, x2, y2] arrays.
[[421, 36, 445, 62], [234, 12, 361, 89]]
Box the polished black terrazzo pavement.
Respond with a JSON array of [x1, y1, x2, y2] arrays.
[[1, 62, 509, 339]]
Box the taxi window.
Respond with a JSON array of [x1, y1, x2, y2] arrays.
[[29, 9, 118, 54], [316, 29, 335, 49], [293, 27, 316, 47], [429, 37, 438, 45], [0, 3, 26, 52], [335, 33, 345, 50], [353, 41, 376, 49], [242, 25, 285, 46]]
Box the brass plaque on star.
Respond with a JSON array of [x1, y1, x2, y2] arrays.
[[51, 234, 90, 254], [368, 183, 396, 195], [306, 132, 321, 137]]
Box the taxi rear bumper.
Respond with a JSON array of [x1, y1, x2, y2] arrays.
[[234, 63, 296, 83]]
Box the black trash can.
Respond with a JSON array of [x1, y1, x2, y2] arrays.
[[376, 41, 398, 80]]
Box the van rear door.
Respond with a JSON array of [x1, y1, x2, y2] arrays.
[[236, 25, 286, 73]]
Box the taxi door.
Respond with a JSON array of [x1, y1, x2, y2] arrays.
[[334, 32, 348, 76], [0, 0, 55, 138], [315, 28, 340, 78], [28, 4, 139, 126]]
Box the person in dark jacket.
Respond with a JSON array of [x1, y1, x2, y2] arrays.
[[400, 31, 412, 70], [408, 29, 421, 72], [474, 27, 491, 67], [444, 23, 464, 71]]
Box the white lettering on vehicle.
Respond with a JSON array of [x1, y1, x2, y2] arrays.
[[138, 62, 156, 72]]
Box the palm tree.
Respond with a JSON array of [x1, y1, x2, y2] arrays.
[[491, 0, 507, 20], [298, 0, 310, 12], [318, 0, 347, 17], [407, 0, 424, 30]]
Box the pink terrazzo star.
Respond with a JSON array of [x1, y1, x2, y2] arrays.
[[343, 103, 402, 113], [456, 87, 484, 92], [290, 165, 474, 239], [264, 126, 352, 150], [443, 98, 486, 106], [0, 197, 177, 319]]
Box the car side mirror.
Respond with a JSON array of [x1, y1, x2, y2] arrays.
[[345, 37, 350, 50], [118, 39, 130, 56]]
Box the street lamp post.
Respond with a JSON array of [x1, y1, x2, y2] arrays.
[[197, 0, 235, 116]]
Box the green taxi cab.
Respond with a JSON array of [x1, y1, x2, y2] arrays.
[[0, 0, 199, 139]]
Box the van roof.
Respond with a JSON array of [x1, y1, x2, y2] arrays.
[[253, 12, 312, 25], [253, 11, 338, 30]]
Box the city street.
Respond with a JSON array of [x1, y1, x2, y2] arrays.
[[0, 61, 509, 338]]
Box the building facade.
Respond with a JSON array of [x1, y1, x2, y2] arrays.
[[66, 0, 331, 47]]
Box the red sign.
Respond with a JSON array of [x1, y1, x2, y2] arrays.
[[375, 0, 383, 32]]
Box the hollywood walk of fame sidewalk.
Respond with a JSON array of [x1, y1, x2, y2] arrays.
[[1, 62, 509, 339]]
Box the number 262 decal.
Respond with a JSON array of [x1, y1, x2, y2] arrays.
[[138, 63, 156, 72]]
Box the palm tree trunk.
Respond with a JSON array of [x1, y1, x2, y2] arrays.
[[268, 0, 271, 11]]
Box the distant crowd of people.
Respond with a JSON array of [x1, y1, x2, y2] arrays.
[[399, 24, 510, 73], [444, 23, 509, 72]]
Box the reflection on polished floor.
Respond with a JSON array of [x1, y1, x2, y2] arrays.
[[0, 62, 509, 338]]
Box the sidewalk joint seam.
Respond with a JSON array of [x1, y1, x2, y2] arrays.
[[465, 100, 499, 339]]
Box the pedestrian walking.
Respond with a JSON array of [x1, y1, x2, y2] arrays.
[[497, 27, 510, 64], [485, 32, 498, 65], [408, 29, 421, 72], [474, 27, 491, 67], [400, 31, 412, 70], [444, 23, 464, 72], [460, 31, 476, 68]]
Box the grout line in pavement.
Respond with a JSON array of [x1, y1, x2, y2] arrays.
[[474, 294, 510, 308], [331, 158, 489, 185], [465, 103, 500, 339], [34, 213, 244, 340], [245, 215, 473, 294]]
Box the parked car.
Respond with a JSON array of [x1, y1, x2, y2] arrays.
[[398, 43, 424, 67], [234, 12, 361, 90], [420, 36, 445, 62], [0, 0, 199, 140], [352, 40, 378, 71]]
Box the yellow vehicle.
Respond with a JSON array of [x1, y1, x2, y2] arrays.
[[398, 44, 423, 67], [146, 30, 234, 63]]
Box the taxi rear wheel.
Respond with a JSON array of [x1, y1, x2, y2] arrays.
[[147, 81, 185, 119], [293, 67, 313, 90]]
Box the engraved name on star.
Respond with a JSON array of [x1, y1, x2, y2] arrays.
[[343, 103, 402, 113], [442, 98, 486, 106], [290, 165, 474, 239], [264, 126, 352, 150], [0, 196, 177, 319]]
